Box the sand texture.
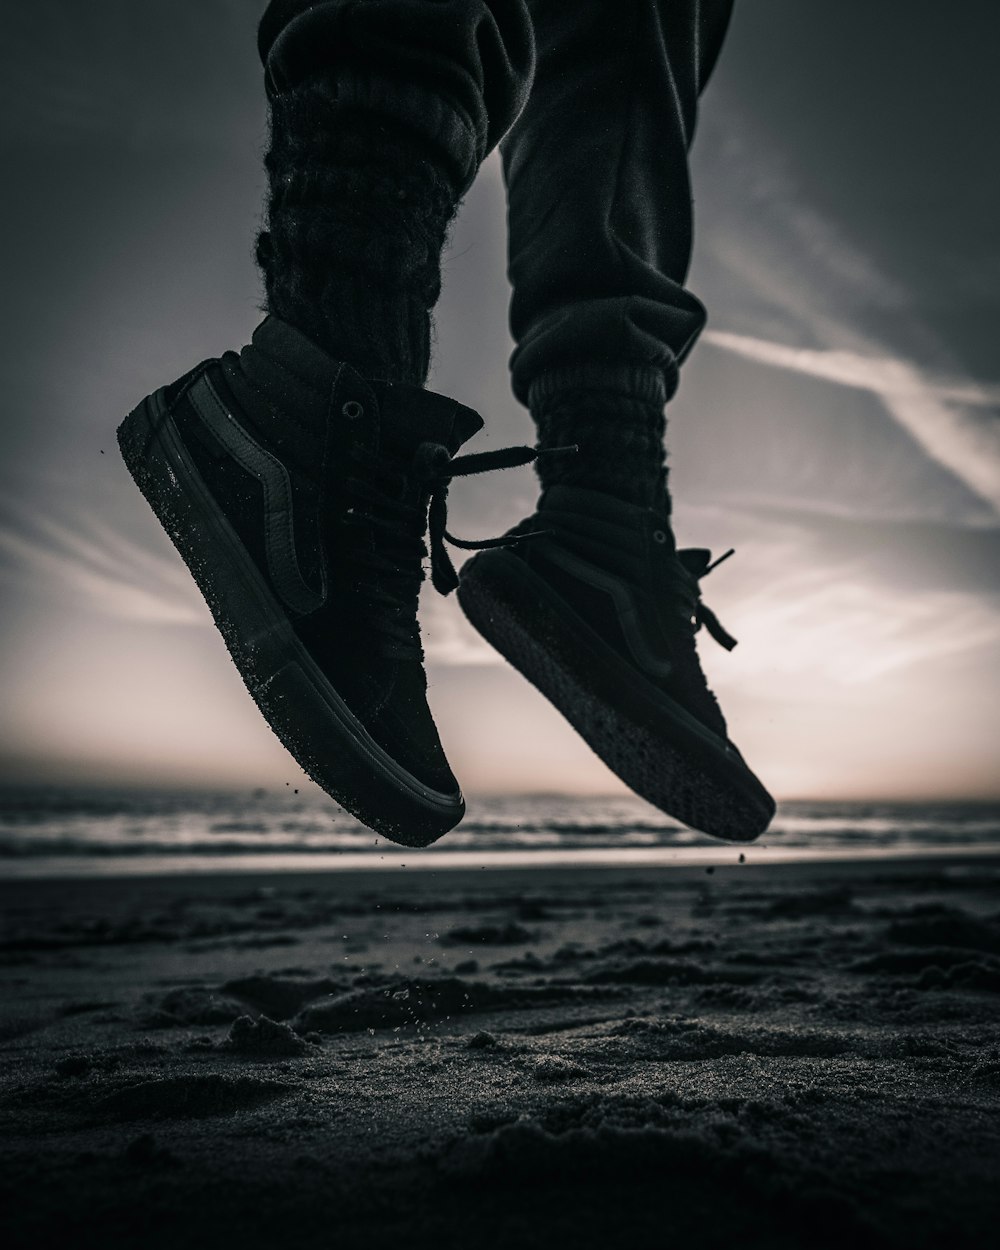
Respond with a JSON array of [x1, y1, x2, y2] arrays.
[[2, 857, 999, 1248]]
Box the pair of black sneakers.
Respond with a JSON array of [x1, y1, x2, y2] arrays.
[[118, 318, 774, 847]]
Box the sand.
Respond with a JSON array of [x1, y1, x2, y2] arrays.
[[2, 855, 999, 1248]]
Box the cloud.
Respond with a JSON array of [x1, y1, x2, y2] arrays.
[[703, 543, 1000, 692], [703, 331, 1000, 515], [0, 499, 207, 626], [694, 110, 1000, 520], [703, 333, 1000, 408], [421, 587, 503, 667], [0, 493, 505, 660]]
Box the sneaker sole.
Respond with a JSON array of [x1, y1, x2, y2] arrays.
[[458, 548, 774, 841], [117, 387, 464, 847]]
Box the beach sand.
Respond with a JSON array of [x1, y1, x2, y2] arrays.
[[2, 855, 999, 1248]]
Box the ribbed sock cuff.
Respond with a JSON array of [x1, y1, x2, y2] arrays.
[[530, 367, 671, 511], [257, 81, 462, 386]]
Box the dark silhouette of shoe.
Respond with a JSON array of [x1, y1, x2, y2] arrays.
[[457, 484, 775, 841], [117, 317, 536, 846]]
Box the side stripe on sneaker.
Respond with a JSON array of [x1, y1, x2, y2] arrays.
[[186, 374, 327, 615], [533, 541, 675, 681]]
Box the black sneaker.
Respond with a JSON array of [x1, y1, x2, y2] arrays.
[[457, 484, 775, 841], [117, 317, 534, 847]]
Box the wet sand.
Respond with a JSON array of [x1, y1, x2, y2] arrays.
[[2, 856, 999, 1248]]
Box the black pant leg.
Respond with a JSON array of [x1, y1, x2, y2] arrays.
[[502, 0, 734, 405], [258, 0, 535, 194]]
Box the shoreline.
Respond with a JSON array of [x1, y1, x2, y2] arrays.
[[3, 841, 999, 880]]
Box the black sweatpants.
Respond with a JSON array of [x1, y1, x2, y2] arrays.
[[257, 0, 734, 406]]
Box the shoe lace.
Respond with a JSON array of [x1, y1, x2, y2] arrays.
[[662, 546, 738, 733], [417, 442, 580, 596], [336, 439, 573, 659], [678, 547, 738, 651]]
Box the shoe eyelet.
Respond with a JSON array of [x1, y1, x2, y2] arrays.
[[342, 400, 365, 420], [652, 529, 668, 544]]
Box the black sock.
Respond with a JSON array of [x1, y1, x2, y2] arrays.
[[256, 77, 461, 386], [531, 375, 671, 512]]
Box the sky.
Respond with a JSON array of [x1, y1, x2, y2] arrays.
[[1, 0, 998, 800]]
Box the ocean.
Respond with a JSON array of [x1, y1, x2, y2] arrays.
[[1, 787, 997, 877]]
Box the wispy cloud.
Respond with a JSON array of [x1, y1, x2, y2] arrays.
[[703, 331, 1000, 515], [703, 333, 1000, 408], [420, 587, 503, 667], [703, 541, 1000, 691], [0, 498, 207, 626], [0, 493, 505, 660]]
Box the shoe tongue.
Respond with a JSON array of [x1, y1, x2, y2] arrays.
[[378, 383, 484, 458], [677, 548, 712, 577]]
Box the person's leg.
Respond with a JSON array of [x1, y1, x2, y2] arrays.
[[458, 0, 775, 840], [503, 0, 732, 508], [256, 0, 534, 386], [118, 0, 535, 844]]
